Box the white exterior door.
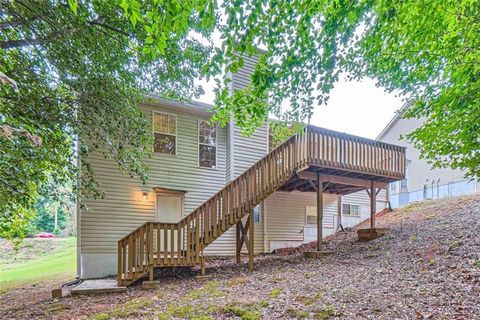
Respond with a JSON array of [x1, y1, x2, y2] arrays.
[[156, 194, 182, 255], [156, 195, 182, 223]]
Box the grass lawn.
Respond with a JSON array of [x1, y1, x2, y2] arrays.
[[0, 237, 76, 292]]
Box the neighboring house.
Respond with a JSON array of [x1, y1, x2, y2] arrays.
[[78, 56, 404, 281], [377, 103, 479, 208]]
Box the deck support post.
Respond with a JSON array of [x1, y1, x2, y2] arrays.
[[248, 209, 254, 272], [200, 257, 206, 276], [149, 266, 154, 281], [316, 172, 323, 252], [370, 180, 376, 230], [235, 220, 241, 264]]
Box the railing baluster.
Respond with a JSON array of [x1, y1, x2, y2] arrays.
[[169, 224, 174, 265], [148, 223, 153, 267], [139, 226, 144, 272], [177, 223, 181, 265], [195, 212, 200, 263], [186, 217, 191, 264]]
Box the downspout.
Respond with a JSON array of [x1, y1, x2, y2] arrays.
[[263, 202, 268, 253], [337, 195, 343, 231]]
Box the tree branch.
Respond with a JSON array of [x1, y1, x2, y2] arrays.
[[0, 37, 51, 49], [0, 15, 43, 29], [87, 20, 131, 37]]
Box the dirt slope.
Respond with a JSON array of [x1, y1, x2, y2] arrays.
[[1, 195, 479, 319]]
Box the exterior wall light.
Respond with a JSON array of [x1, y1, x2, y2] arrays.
[[142, 192, 148, 200]]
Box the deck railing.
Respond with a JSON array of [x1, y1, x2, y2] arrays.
[[117, 126, 405, 285], [306, 126, 405, 178]]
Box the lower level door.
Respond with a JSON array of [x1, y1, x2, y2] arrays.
[[156, 195, 182, 223], [156, 195, 183, 256]]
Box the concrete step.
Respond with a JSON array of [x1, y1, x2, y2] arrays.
[[71, 279, 126, 295]]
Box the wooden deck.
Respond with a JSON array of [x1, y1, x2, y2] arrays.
[[117, 125, 406, 286]]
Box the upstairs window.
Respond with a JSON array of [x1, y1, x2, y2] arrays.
[[198, 120, 217, 168], [342, 204, 360, 217], [153, 112, 176, 155]]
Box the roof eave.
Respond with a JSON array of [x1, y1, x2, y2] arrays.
[[376, 100, 413, 141]]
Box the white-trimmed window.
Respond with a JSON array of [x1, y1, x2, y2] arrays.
[[305, 205, 317, 225], [390, 182, 398, 192], [153, 112, 176, 155], [305, 205, 335, 228], [198, 120, 217, 168], [342, 204, 361, 216]]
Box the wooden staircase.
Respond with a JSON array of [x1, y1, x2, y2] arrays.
[[117, 126, 406, 286]]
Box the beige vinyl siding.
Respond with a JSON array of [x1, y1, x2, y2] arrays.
[[264, 191, 339, 252], [229, 52, 269, 179], [81, 102, 227, 255], [379, 116, 468, 193], [232, 123, 269, 178], [232, 55, 259, 91]]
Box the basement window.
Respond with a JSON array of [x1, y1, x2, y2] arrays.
[[342, 204, 361, 217], [198, 120, 217, 168], [305, 205, 335, 228], [305, 205, 317, 225], [153, 112, 176, 155]]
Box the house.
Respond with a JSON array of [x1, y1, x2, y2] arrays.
[[377, 103, 479, 208], [78, 56, 406, 284]]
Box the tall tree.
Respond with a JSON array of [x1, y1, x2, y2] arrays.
[[0, 0, 215, 239]]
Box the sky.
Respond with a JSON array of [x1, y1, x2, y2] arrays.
[[195, 76, 405, 140]]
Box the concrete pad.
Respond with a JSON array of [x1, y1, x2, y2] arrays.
[[304, 250, 335, 259], [71, 279, 126, 295]]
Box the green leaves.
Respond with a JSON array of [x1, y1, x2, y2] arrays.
[[67, 0, 78, 15], [3, 0, 479, 241], [0, 0, 213, 240], [119, 0, 216, 57], [213, 0, 479, 179]]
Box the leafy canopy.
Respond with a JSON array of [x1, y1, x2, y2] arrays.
[[1, 0, 479, 239], [207, 0, 479, 178], [0, 0, 214, 238]]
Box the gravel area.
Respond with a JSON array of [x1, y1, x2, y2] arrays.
[[1, 195, 479, 319]]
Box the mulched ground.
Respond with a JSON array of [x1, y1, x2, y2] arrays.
[[1, 195, 479, 319]]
